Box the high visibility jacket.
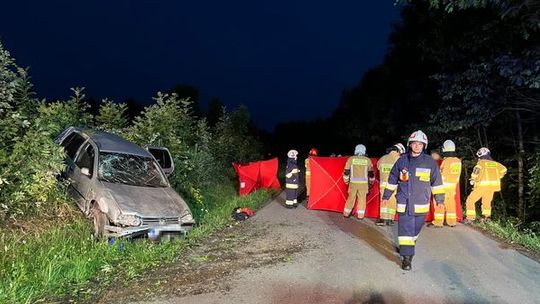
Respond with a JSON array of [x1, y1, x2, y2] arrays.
[[377, 151, 400, 188], [305, 158, 310, 175], [344, 155, 373, 184], [383, 152, 445, 215], [441, 157, 462, 187], [471, 159, 507, 191], [285, 159, 300, 189]]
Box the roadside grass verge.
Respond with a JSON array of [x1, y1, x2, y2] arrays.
[[477, 219, 540, 255], [0, 184, 274, 304]]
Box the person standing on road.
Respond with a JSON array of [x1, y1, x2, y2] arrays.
[[464, 147, 507, 222], [305, 148, 318, 198], [381, 130, 445, 270], [431, 140, 462, 228], [343, 144, 374, 220], [376, 143, 406, 226], [285, 149, 300, 209]]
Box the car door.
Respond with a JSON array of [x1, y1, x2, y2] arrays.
[[71, 141, 97, 212], [147, 146, 175, 177], [58, 130, 87, 178]]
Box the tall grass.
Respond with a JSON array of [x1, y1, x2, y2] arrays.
[[478, 220, 540, 255], [0, 184, 273, 304]]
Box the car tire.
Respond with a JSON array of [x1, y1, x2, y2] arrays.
[[91, 204, 107, 239]]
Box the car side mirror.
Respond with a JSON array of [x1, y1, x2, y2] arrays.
[[81, 167, 91, 177]]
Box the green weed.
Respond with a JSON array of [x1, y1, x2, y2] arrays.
[[0, 185, 273, 304]]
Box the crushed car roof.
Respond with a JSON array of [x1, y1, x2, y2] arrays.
[[72, 127, 153, 158]]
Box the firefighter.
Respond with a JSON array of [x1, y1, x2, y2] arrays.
[[465, 147, 507, 222], [432, 140, 462, 227], [343, 144, 374, 219], [381, 130, 445, 270], [285, 149, 300, 209], [376, 143, 406, 226], [305, 148, 318, 197]]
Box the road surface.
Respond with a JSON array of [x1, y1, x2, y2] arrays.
[[98, 191, 540, 304]]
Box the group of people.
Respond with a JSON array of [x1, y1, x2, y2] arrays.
[[284, 130, 507, 271]]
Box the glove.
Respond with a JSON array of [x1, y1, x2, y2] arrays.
[[343, 176, 350, 184]]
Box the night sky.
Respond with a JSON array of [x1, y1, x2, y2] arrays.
[[0, 1, 400, 130]]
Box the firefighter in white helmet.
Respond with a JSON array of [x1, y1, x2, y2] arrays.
[[431, 140, 462, 227], [343, 144, 374, 219], [381, 130, 445, 270], [376, 143, 406, 226], [285, 149, 300, 208], [464, 147, 507, 222]]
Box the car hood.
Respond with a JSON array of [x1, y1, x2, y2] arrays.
[[102, 182, 191, 218]]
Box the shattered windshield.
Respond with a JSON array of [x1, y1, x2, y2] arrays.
[[98, 152, 168, 187]]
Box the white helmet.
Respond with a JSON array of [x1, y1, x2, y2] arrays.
[[287, 149, 298, 159], [442, 140, 456, 152], [393, 143, 406, 154], [354, 144, 366, 156], [476, 147, 490, 157], [407, 130, 428, 149]]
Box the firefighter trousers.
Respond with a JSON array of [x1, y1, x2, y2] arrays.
[[344, 184, 368, 218], [306, 174, 311, 196], [433, 186, 457, 226], [379, 189, 396, 220], [285, 188, 298, 207], [465, 187, 494, 219], [398, 212, 426, 257]]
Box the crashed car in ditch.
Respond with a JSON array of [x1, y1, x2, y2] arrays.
[[55, 127, 195, 239]]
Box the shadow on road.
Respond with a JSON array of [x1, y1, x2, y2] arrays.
[[322, 212, 401, 267]]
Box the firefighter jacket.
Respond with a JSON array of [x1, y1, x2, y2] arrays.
[[383, 152, 445, 215], [344, 155, 373, 185], [286, 158, 300, 189], [305, 158, 311, 176], [470, 159, 507, 191], [377, 151, 401, 188], [441, 156, 462, 187]]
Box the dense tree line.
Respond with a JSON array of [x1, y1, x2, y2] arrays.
[[273, 0, 539, 223]]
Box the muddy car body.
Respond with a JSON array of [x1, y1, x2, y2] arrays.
[[55, 127, 195, 239]]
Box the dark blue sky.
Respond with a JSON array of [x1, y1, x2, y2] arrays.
[[0, 1, 400, 130]]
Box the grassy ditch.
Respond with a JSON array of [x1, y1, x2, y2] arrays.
[[477, 219, 540, 256], [0, 184, 274, 304]]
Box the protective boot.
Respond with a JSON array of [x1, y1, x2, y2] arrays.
[[402, 256, 412, 271], [376, 219, 385, 226], [386, 220, 395, 226]]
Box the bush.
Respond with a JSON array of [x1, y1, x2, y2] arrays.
[[0, 41, 73, 222]]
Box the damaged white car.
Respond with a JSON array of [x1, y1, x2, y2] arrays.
[[55, 127, 195, 240]]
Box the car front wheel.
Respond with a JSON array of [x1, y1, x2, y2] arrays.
[[91, 204, 108, 239]]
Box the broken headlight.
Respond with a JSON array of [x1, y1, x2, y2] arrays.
[[116, 214, 142, 226]]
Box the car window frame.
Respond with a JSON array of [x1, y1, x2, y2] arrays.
[[60, 131, 87, 161], [74, 140, 97, 178]]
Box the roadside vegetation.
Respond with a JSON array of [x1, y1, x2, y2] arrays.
[[0, 39, 270, 303]]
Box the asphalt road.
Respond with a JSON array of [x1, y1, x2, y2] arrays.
[[129, 191, 540, 304]]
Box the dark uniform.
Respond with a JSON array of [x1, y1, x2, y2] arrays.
[[383, 152, 445, 259], [285, 156, 300, 208]]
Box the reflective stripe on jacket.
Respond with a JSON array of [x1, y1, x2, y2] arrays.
[[441, 157, 462, 186], [377, 151, 400, 188], [471, 159, 507, 191], [382, 152, 445, 215], [286, 158, 299, 189], [344, 155, 373, 184]]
